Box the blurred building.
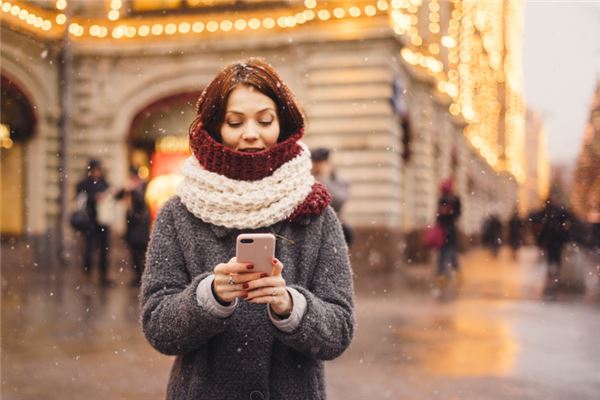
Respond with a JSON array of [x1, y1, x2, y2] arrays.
[[572, 81, 600, 223], [522, 109, 550, 213], [1, 0, 525, 269]]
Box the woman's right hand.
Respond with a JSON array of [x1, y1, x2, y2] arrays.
[[212, 258, 266, 304]]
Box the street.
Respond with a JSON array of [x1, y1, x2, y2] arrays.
[[2, 240, 600, 399]]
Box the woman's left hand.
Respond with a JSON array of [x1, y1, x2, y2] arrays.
[[245, 258, 292, 318]]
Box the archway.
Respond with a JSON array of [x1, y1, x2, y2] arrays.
[[1, 75, 37, 236], [128, 91, 201, 218]]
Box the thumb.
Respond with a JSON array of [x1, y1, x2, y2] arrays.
[[271, 258, 283, 276]]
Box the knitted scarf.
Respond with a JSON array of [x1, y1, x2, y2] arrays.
[[176, 126, 331, 229]]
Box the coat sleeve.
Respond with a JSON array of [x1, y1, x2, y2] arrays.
[[272, 207, 355, 360], [140, 202, 233, 356]]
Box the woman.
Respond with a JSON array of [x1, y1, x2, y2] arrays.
[[141, 58, 355, 400]]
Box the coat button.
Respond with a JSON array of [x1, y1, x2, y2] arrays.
[[249, 390, 265, 400]]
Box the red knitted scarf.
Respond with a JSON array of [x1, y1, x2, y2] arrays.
[[189, 123, 331, 223]]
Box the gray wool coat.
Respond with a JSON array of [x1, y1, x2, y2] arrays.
[[141, 197, 355, 400]]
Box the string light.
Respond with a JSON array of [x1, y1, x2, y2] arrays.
[[1, 0, 525, 181]]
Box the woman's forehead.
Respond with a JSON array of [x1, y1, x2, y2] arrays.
[[226, 85, 276, 112]]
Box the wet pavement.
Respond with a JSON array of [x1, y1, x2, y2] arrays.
[[2, 238, 600, 399]]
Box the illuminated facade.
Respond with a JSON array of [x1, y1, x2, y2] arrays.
[[523, 109, 550, 213], [1, 0, 524, 267], [572, 82, 600, 223]]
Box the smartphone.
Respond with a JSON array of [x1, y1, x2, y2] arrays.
[[236, 233, 276, 275]]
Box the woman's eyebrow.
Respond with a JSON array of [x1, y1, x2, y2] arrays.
[[225, 107, 275, 116]]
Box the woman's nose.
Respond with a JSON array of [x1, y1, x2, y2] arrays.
[[242, 122, 259, 140]]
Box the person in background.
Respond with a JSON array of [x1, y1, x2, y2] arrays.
[[310, 147, 353, 246], [141, 58, 354, 399], [115, 166, 150, 287], [435, 178, 462, 282], [482, 212, 503, 258], [539, 196, 573, 290], [76, 159, 113, 287], [508, 208, 524, 260]]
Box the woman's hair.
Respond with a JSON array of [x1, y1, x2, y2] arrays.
[[191, 57, 305, 142]]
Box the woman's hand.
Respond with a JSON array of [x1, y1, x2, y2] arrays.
[[212, 258, 264, 304], [245, 258, 293, 318]]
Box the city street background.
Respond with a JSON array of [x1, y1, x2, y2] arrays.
[[3, 239, 599, 399]]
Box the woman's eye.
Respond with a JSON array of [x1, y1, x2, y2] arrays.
[[259, 120, 273, 126], [227, 121, 243, 128]]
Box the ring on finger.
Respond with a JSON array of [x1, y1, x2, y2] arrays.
[[228, 275, 236, 286], [271, 287, 276, 303]]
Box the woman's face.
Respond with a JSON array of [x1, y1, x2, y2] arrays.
[[220, 85, 281, 152]]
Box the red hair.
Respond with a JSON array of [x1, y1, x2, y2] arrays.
[[189, 57, 304, 143]]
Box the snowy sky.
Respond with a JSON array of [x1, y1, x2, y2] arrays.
[[523, 1, 600, 165]]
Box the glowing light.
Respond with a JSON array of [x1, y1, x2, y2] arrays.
[[234, 19, 246, 31], [2, 3, 11, 13], [333, 8, 345, 19], [55, 0, 66, 11], [304, 0, 316, 9], [262, 17, 275, 29], [56, 13, 66, 24], [138, 24, 150, 36], [206, 21, 218, 32], [248, 18, 260, 30], [410, 35, 422, 46], [108, 10, 119, 21], [441, 35, 457, 48], [303, 10, 315, 20], [219, 20, 232, 31], [178, 22, 190, 33], [349, 7, 361, 17], [151, 24, 163, 35], [365, 5, 377, 17], [318, 10, 330, 20], [112, 25, 124, 38], [164, 23, 176, 34], [192, 21, 204, 32], [126, 26, 136, 38], [377, 0, 389, 11]]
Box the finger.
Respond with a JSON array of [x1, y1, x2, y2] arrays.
[[219, 290, 249, 303], [230, 272, 266, 283], [271, 258, 284, 276], [246, 285, 283, 301], [245, 276, 285, 291], [247, 293, 279, 304], [214, 261, 255, 275]]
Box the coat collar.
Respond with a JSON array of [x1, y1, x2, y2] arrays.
[[208, 220, 287, 239]]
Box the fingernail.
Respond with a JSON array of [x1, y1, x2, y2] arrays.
[[246, 264, 254, 270], [260, 273, 268, 278], [272, 258, 277, 264], [241, 293, 248, 298], [242, 283, 249, 289]]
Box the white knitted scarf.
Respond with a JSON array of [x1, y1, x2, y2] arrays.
[[177, 143, 315, 229]]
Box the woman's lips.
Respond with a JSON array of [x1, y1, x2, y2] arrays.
[[239, 148, 265, 153]]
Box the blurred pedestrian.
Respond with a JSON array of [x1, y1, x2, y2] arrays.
[[141, 58, 354, 399], [75, 159, 113, 287], [115, 166, 150, 287], [539, 197, 574, 291], [508, 208, 524, 259], [482, 213, 502, 258], [435, 178, 462, 282], [311, 147, 354, 246]]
